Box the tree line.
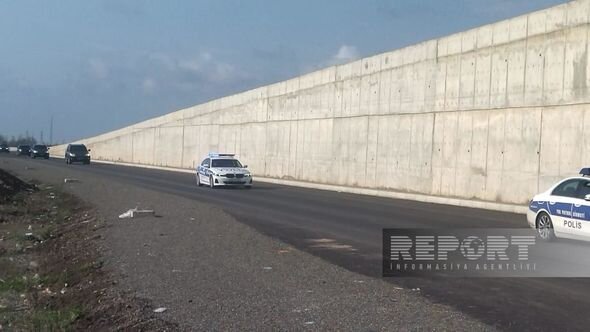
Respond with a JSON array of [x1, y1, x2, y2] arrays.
[[0, 134, 38, 146]]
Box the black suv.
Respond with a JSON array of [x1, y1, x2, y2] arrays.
[[30, 145, 49, 159], [0, 144, 8, 153], [17, 145, 30, 156], [65, 144, 91, 164]]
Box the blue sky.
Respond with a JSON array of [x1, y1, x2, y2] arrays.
[[0, 0, 565, 143]]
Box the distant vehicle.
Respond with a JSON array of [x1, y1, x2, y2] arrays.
[[528, 168, 590, 242], [30, 144, 49, 159], [65, 144, 91, 164], [0, 144, 8, 153], [196, 153, 252, 189], [17, 145, 30, 156]]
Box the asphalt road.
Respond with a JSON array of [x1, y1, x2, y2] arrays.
[[4, 154, 590, 330]]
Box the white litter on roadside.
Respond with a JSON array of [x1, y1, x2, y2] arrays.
[[262, 266, 273, 270], [153, 307, 167, 313], [118, 208, 155, 219], [64, 178, 80, 183], [304, 321, 315, 325]]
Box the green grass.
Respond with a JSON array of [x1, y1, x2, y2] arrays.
[[0, 276, 32, 293], [28, 307, 84, 332]]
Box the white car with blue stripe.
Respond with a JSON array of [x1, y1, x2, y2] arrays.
[[527, 168, 590, 241], [195, 153, 252, 188]]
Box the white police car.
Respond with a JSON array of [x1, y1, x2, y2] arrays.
[[195, 153, 252, 189], [527, 168, 590, 241]]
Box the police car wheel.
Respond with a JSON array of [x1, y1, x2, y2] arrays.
[[536, 212, 555, 241], [209, 175, 215, 189], [196, 174, 202, 187]]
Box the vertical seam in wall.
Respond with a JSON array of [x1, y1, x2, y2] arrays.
[[153, 127, 157, 166], [365, 60, 383, 187], [424, 60, 430, 110], [483, 112, 491, 194], [408, 115, 414, 191], [452, 112, 460, 196], [541, 12, 547, 104], [523, 15, 530, 103], [561, 8, 569, 101], [398, 65, 403, 112], [294, 78, 301, 178], [504, 51, 509, 107], [506, 16, 513, 108], [505, 21, 511, 107], [558, 110, 563, 177], [331, 74, 337, 119], [469, 113, 474, 190], [263, 90, 270, 174], [376, 114, 382, 188], [581, 109, 587, 173], [131, 129, 134, 163], [500, 110, 507, 200], [457, 36, 463, 111], [541, 44, 547, 105], [237, 122, 242, 164], [537, 109, 544, 193], [387, 66, 393, 115], [286, 110, 292, 177], [180, 119, 185, 168], [488, 47, 494, 108], [489, 25, 495, 108], [359, 63, 365, 185], [443, 59, 448, 112], [472, 31, 478, 107], [439, 114, 445, 193], [364, 116, 371, 187], [429, 113, 436, 194]]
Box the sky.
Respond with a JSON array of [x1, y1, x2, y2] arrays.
[[0, 0, 566, 143]]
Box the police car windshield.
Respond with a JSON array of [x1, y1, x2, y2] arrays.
[[211, 159, 242, 168]]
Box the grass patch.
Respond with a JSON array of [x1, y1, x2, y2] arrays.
[[0, 276, 32, 293], [28, 307, 85, 331]]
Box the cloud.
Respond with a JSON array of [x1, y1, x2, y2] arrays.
[[376, 1, 439, 20], [88, 58, 109, 80], [169, 51, 246, 86], [300, 44, 361, 74], [329, 45, 359, 65], [101, 0, 146, 17], [142, 77, 157, 93]]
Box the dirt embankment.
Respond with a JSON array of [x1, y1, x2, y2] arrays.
[[0, 169, 177, 331]]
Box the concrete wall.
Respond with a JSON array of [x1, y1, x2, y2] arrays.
[[53, 0, 590, 206]]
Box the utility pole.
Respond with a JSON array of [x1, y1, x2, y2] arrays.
[[49, 115, 54, 146], [40, 131, 44, 144]]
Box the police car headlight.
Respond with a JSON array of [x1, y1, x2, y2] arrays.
[[69, 153, 75, 157], [244, 173, 251, 177]]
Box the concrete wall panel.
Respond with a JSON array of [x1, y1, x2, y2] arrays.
[[52, 0, 590, 209]]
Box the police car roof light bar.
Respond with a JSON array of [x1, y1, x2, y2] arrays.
[[208, 152, 235, 158], [580, 168, 590, 177]]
